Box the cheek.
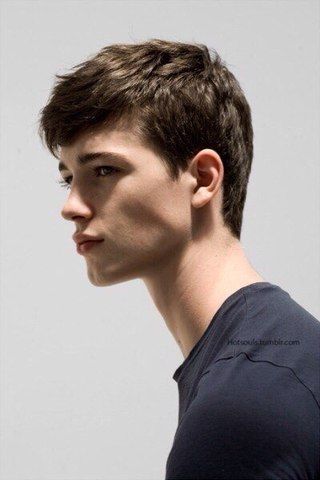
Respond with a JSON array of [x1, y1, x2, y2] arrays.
[[106, 188, 190, 250]]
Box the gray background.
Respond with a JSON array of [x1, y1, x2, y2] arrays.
[[0, 1, 319, 479]]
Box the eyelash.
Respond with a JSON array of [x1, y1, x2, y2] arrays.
[[57, 166, 118, 190]]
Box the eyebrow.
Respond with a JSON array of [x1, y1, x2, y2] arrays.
[[58, 151, 131, 172]]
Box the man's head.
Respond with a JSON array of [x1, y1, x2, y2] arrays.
[[38, 39, 254, 286]]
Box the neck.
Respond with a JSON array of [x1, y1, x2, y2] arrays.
[[141, 231, 264, 359]]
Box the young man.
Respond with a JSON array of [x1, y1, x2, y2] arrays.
[[38, 39, 319, 479]]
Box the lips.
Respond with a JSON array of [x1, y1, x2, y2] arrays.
[[72, 232, 104, 246], [76, 239, 104, 255]]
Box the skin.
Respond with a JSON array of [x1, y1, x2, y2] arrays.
[[59, 124, 264, 359]]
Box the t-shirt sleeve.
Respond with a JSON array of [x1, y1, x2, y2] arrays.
[[165, 354, 319, 480]]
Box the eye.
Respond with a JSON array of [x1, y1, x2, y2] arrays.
[[56, 166, 118, 190], [93, 166, 117, 178], [57, 177, 72, 190]]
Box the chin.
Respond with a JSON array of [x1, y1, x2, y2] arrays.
[[86, 265, 138, 287], [87, 271, 114, 287]]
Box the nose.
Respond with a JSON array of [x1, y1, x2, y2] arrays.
[[60, 190, 93, 221]]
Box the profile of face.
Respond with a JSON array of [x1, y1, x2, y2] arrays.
[[59, 125, 222, 287]]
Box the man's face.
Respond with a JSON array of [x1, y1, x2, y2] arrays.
[[58, 125, 192, 286]]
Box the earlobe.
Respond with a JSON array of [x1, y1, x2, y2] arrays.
[[191, 187, 213, 209]]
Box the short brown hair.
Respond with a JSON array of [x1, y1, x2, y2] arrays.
[[38, 38, 254, 239]]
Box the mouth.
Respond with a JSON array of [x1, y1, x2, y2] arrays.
[[77, 239, 104, 255]]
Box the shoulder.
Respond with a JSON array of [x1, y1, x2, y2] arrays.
[[196, 353, 319, 418], [243, 285, 320, 336], [168, 354, 319, 480], [226, 286, 320, 404]]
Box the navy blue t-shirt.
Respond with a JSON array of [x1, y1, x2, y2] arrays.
[[165, 281, 320, 480]]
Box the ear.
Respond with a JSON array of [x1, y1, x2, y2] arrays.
[[189, 149, 224, 209]]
